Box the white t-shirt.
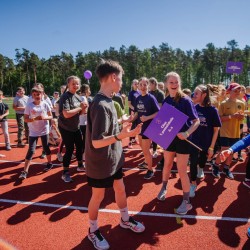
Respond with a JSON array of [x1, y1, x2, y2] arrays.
[[25, 101, 51, 137], [79, 96, 88, 126]]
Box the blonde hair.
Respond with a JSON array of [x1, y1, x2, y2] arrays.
[[164, 71, 185, 103]]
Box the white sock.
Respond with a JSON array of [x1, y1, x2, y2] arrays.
[[119, 207, 129, 222], [89, 219, 98, 233]]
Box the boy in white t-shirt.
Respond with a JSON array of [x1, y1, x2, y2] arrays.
[[19, 86, 53, 179]]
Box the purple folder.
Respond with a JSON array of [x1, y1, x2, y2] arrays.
[[143, 103, 188, 149]]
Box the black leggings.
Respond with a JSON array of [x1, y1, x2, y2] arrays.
[[190, 147, 207, 182], [59, 126, 83, 169], [26, 134, 50, 160], [246, 154, 250, 179]]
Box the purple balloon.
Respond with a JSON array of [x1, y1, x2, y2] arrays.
[[84, 70, 92, 80]]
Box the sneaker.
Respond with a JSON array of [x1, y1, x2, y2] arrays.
[[222, 168, 234, 180], [40, 152, 46, 159], [243, 180, 250, 189], [77, 163, 85, 172], [128, 142, 133, 149], [57, 152, 63, 162], [176, 200, 192, 215], [144, 170, 154, 180], [44, 163, 53, 172], [17, 141, 25, 147], [138, 162, 148, 169], [152, 151, 158, 159], [6, 144, 11, 151], [197, 166, 204, 179], [61, 171, 73, 182], [189, 184, 197, 198], [19, 171, 28, 179], [238, 156, 244, 162], [212, 165, 220, 178], [120, 217, 145, 233], [71, 154, 76, 160], [247, 227, 250, 238], [88, 229, 110, 250], [157, 188, 167, 201]]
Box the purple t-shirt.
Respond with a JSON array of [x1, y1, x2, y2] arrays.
[[191, 105, 221, 150], [128, 90, 140, 113], [163, 96, 198, 132], [135, 93, 160, 133]]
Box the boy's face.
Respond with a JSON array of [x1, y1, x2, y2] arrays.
[[112, 72, 123, 93], [17, 89, 25, 96]]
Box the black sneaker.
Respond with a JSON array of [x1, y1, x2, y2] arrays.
[[138, 162, 148, 169], [212, 165, 220, 178], [88, 229, 110, 250], [222, 168, 234, 180], [144, 170, 154, 180], [44, 163, 53, 172]]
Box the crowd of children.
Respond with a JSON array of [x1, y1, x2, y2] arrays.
[[1, 59, 250, 249]]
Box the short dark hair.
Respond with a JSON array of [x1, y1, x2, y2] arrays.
[[95, 59, 124, 80]]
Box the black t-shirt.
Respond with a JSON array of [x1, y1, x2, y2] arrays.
[[149, 89, 165, 104], [58, 92, 82, 132], [0, 102, 9, 121], [85, 93, 124, 179]]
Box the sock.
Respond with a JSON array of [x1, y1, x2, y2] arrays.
[[183, 192, 190, 203], [89, 219, 98, 233], [119, 207, 130, 222]]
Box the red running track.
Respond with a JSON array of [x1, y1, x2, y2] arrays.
[[0, 120, 250, 249]]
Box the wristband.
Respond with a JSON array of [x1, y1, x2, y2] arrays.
[[208, 147, 214, 151], [185, 131, 190, 137], [114, 134, 121, 141], [229, 148, 234, 155]]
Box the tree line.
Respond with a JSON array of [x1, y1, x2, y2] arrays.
[[0, 39, 249, 96]]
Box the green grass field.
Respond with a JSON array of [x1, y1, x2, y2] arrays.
[[4, 97, 15, 119]]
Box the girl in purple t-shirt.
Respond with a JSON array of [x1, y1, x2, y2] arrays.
[[189, 84, 221, 198], [134, 77, 160, 180], [157, 72, 200, 215]]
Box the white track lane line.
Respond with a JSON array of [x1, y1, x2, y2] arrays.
[[0, 198, 249, 223]]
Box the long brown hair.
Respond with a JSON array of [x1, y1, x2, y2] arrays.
[[195, 84, 219, 107]]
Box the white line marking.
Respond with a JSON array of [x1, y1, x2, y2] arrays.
[[0, 198, 249, 223], [0, 160, 246, 175]]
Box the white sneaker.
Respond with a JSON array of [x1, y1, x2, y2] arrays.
[[71, 154, 76, 160], [88, 229, 110, 250], [120, 217, 145, 233], [197, 166, 204, 179], [189, 184, 197, 198], [152, 151, 158, 158], [57, 153, 63, 162]]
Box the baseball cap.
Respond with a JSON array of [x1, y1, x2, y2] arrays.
[[227, 82, 241, 92]]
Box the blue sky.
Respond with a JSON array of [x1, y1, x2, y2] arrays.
[[1, 0, 250, 60]]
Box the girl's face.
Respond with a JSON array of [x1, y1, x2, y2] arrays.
[[139, 79, 149, 94], [166, 76, 180, 96], [68, 79, 80, 93], [193, 88, 206, 104], [32, 91, 42, 102]]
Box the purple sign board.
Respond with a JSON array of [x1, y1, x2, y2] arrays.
[[143, 103, 188, 149], [226, 61, 243, 74]]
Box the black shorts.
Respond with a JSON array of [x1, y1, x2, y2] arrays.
[[220, 137, 239, 147], [166, 136, 190, 154], [87, 167, 124, 188]]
